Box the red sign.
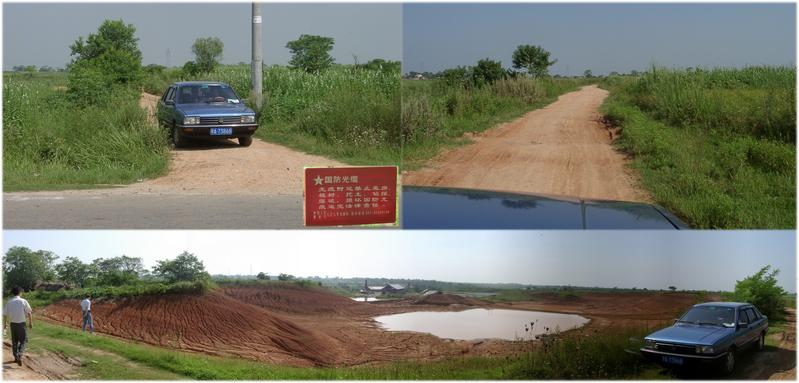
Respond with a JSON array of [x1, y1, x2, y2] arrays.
[[304, 166, 398, 226]]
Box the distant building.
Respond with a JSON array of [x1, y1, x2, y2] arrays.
[[361, 280, 406, 294]]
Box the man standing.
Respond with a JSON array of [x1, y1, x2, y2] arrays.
[[80, 294, 94, 334], [4, 286, 33, 366]]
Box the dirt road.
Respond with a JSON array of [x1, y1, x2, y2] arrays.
[[4, 93, 344, 229], [2, 342, 80, 380], [404, 85, 649, 202]]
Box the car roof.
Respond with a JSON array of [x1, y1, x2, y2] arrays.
[[401, 186, 689, 229], [694, 302, 751, 308], [172, 81, 229, 86]]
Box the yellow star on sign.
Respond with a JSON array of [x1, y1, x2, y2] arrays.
[[314, 175, 323, 186]]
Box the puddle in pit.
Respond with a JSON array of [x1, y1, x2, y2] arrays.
[[374, 308, 588, 340]]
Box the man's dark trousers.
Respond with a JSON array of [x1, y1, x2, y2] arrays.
[[9, 322, 27, 361]]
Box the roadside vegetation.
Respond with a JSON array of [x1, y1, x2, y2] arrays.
[[402, 45, 593, 168], [601, 66, 795, 229], [4, 20, 169, 192]]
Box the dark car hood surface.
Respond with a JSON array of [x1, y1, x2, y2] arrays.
[[401, 186, 689, 229], [177, 103, 254, 116], [646, 323, 733, 345]]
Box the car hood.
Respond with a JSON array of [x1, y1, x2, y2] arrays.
[[646, 323, 734, 345], [177, 103, 254, 116], [401, 186, 689, 229]]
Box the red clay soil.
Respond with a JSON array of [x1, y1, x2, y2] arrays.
[[414, 293, 482, 306], [220, 283, 363, 315], [40, 291, 342, 366]]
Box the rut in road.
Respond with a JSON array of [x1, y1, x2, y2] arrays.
[[404, 85, 650, 203]]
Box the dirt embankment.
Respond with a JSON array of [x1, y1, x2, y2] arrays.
[[404, 85, 650, 203]]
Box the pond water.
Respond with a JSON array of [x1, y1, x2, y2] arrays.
[[351, 297, 381, 302], [374, 309, 589, 341]]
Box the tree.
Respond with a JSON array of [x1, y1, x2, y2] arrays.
[[471, 59, 505, 87], [668, 286, 677, 292], [511, 45, 557, 78], [153, 251, 208, 283], [733, 265, 786, 319], [55, 257, 95, 288], [191, 37, 224, 73], [359, 58, 401, 73], [277, 273, 295, 281], [440, 66, 470, 88], [583, 69, 593, 78], [3, 247, 58, 292], [67, 19, 143, 105], [256, 272, 269, 280], [92, 256, 143, 286], [286, 34, 335, 73]]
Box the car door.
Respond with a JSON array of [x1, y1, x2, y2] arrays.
[[745, 308, 765, 343], [157, 86, 176, 125]]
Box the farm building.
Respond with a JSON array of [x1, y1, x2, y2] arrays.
[[360, 280, 406, 294]]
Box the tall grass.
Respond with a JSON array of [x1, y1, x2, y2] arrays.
[[185, 64, 401, 166], [402, 77, 592, 168], [23, 280, 212, 308], [3, 72, 169, 191], [601, 66, 795, 228]]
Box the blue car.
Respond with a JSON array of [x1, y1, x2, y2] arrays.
[[641, 302, 768, 375], [156, 81, 258, 147]]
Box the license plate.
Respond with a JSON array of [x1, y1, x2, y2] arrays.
[[210, 127, 233, 136], [662, 355, 684, 365]]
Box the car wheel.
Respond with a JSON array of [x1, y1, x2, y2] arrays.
[[238, 136, 253, 147], [171, 124, 185, 148], [722, 349, 736, 375], [757, 333, 765, 351]]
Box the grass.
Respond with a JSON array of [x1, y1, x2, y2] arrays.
[[23, 320, 666, 380], [401, 77, 593, 169], [3, 71, 170, 191], [600, 66, 795, 229]]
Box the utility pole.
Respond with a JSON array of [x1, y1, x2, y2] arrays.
[[251, 2, 263, 109]]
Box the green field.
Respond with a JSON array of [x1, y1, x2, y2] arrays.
[[402, 77, 592, 169], [3, 72, 169, 191], [600, 66, 796, 229]]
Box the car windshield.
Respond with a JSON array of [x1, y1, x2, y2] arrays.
[[176, 84, 240, 104], [678, 306, 735, 327]]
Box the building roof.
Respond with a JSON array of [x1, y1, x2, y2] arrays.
[[386, 283, 405, 290]]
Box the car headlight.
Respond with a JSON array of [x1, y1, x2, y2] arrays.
[[696, 345, 715, 354], [183, 116, 200, 125], [241, 115, 256, 123], [644, 339, 655, 349]]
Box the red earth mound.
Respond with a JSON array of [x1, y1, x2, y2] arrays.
[[415, 293, 482, 306], [40, 290, 343, 366], [220, 283, 362, 315]]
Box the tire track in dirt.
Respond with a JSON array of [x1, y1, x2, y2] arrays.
[[404, 85, 650, 203]]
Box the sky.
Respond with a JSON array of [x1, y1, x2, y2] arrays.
[[3, 230, 795, 293], [2, 2, 402, 70], [403, 3, 796, 75]]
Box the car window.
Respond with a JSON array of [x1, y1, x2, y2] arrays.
[[679, 306, 735, 326], [744, 308, 757, 323], [738, 308, 750, 325], [753, 307, 763, 319], [176, 84, 240, 104], [167, 87, 176, 102], [162, 87, 171, 102]]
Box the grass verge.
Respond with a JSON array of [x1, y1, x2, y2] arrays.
[[600, 67, 795, 228], [3, 72, 170, 192]]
